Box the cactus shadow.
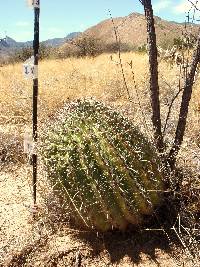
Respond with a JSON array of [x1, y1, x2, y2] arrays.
[[44, 189, 177, 265], [74, 201, 177, 265], [76, 229, 171, 265]]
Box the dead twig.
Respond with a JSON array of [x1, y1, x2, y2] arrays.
[[75, 250, 82, 267], [163, 72, 184, 136], [127, 60, 151, 137], [188, 0, 200, 12], [108, 10, 131, 100]]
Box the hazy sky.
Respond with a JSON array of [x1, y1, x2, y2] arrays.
[[0, 0, 200, 41]]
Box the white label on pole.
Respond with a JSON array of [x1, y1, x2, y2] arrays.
[[23, 56, 38, 79], [23, 64, 34, 79], [34, 0, 40, 8], [33, 65, 38, 79], [24, 132, 33, 154], [27, 0, 40, 8]]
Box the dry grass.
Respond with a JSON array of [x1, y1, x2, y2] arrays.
[[0, 52, 199, 266], [0, 53, 149, 121], [1, 52, 199, 169]]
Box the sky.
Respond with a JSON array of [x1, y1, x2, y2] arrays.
[[0, 0, 200, 42]]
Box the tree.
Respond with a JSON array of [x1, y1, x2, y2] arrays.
[[168, 33, 200, 168], [13, 47, 33, 62], [71, 35, 104, 57], [140, 0, 164, 154], [140, 0, 200, 170]]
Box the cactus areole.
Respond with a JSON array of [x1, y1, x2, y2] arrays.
[[42, 99, 165, 231]]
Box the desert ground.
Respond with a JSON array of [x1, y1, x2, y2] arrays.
[[0, 52, 199, 266]]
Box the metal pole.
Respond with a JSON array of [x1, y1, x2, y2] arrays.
[[32, 2, 40, 205]]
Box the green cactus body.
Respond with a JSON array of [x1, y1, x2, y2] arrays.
[[42, 99, 165, 231]]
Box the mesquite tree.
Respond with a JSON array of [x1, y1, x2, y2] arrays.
[[140, 0, 200, 170], [140, 0, 164, 155]]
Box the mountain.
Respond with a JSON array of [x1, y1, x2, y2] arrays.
[[66, 32, 81, 39], [42, 32, 81, 46], [82, 12, 199, 48], [1, 12, 199, 58], [0, 37, 15, 57], [0, 36, 31, 49], [0, 36, 31, 56], [4, 36, 19, 48], [0, 32, 81, 55]]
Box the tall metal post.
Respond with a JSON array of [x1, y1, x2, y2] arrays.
[[32, 1, 40, 205]]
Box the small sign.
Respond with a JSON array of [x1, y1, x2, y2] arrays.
[[23, 56, 38, 79], [27, 0, 40, 8], [24, 132, 33, 154]]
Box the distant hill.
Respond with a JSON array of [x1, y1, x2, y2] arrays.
[[42, 32, 81, 46], [0, 36, 32, 58], [82, 12, 199, 48], [1, 12, 199, 59], [0, 32, 81, 56], [0, 36, 32, 50]]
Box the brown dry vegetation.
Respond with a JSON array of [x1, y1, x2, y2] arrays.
[[0, 52, 199, 266]]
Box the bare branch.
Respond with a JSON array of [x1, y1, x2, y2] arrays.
[[108, 10, 131, 100], [141, 0, 164, 153], [128, 61, 152, 137], [162, 65, 184, 136], [188, 0, 200, 12], [168, 28, 200, 168], [163, 86, 184, 135]]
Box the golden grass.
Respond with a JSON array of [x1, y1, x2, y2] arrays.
[[1, 52, 199, 113], [0, 53, 149, 121], [1, 51, 199, 145], [1, 52, 199, 164]]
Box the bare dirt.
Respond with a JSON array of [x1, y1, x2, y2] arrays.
[[0, 164, 198, 267]]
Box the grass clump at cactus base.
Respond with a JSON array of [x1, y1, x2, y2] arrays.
[[41, 99, 165, 232]]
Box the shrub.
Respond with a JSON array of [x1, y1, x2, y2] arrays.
[[105, 42, 135, 53], [71, 36, 104, 57], [55, 43, 82, 59], [12, 47, 33, 62], [6, 44, 54, 64], [0, 132, 25, 170], [138, 44, 147, 53]]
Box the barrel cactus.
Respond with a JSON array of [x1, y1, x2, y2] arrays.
[[42, 99, 165, 232]]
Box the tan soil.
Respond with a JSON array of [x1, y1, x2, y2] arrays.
[[0, 165, 198, 267]]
